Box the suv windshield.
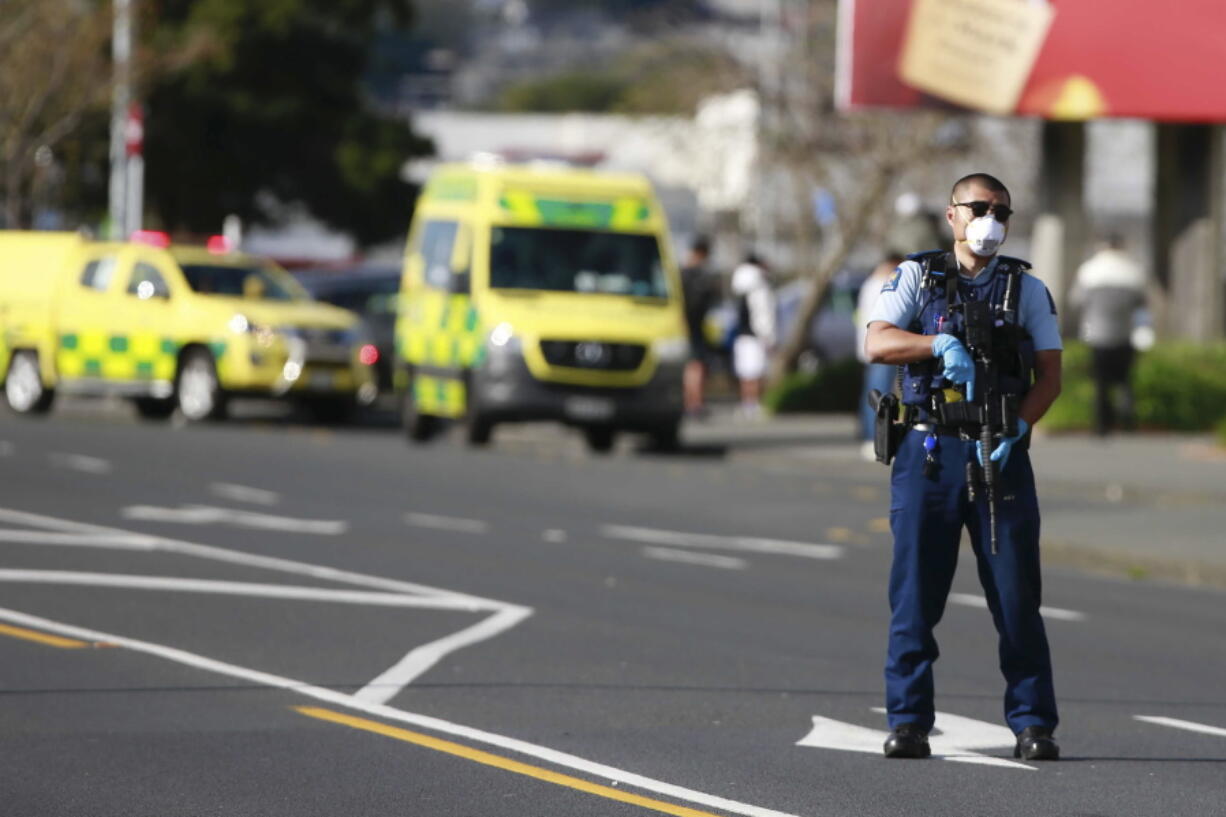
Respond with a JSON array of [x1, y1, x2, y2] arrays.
[[489, 227, 668, 298], [180, 263, 306, 301]]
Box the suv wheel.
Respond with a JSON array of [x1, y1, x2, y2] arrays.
[[176, 349, 226, 422], [4, 351, 55, 415]]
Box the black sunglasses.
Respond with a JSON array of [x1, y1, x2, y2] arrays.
[[953, 200, 1013, 224]]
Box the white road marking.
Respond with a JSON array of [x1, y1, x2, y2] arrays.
[[601, 524, 843, 560], [0, 569, 489, 609], [1135, 715, 1226, 738], [0, 441, 13, 457], [356, 605, 533, 704], [404, 512, 489, 534], [641, 547, 747, 571], [122, 504, 346, 535], [0, 530, 158, 548], [0, 508, 115, 533], [209, 482, 280, 506], [0, 505, 528, 694], [948, 592, 1086, 622], [0, 606, 801, 817], [48, 453, 112, 474], [542, 529, 568, 543], [798, 708, 1033, 770]]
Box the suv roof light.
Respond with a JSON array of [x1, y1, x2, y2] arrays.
[[131, 230, 171, 248]]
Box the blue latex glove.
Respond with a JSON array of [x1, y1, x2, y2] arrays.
[[931, 334, 976, 401], [978, 418, 1030, 470]]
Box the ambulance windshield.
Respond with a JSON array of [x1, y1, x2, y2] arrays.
[[180, 263, 307, 301], [489, 227, 668, 299]]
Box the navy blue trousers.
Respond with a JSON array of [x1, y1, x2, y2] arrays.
[[885, 428, 1058, 734]]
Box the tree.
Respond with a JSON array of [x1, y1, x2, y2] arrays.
[[0, 0, 112, 228], [143, 0, 433, 247], [758, 0, 968, 379]]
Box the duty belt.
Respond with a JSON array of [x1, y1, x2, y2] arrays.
[[911, 422, 966, 438]]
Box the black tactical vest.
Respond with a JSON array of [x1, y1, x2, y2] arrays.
[[900, 250, 1037, 423]]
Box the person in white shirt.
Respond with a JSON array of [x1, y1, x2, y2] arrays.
[[1069, 234, 1148, 435], [730, 255, 775, 416]]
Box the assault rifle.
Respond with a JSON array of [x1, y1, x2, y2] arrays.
[[937, 295, 1020, 554]]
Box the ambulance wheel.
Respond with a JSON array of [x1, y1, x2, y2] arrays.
[[583, 426, 616, 454], [133, 397, 176, 420], [466, 414, 494, 447], [401, 382, 438, 443], [176, 349, 226, 422], [646, 419, 682, 452], [4, 351, 55, 415]]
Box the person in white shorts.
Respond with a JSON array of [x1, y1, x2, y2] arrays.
[[730, 255, 775, 416]]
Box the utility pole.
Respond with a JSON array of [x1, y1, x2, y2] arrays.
[[108, 0, 137, 239]]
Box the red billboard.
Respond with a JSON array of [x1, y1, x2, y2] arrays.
[[837, 0, 1226, 122]]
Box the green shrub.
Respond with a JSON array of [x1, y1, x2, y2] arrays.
[[765, 359, 864, 414], [1044, 341, 1226, 432], [1215, 415, 1226, 448]]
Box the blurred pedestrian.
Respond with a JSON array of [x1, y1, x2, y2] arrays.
[[865, 173, 1064, 762], [856, 254, 904, 460], [1069, 234, 1148, 436], [680, 237, 718, 417], [730, 254, 775, 418]]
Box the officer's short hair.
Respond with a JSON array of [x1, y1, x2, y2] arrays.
[[951, 173, 1011, 205], [690, 236, 711, 256]]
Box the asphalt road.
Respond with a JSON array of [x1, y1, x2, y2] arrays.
[[1, 404, 1224, 817]]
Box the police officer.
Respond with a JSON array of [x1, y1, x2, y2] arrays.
[[864, 173, 1063, 761]]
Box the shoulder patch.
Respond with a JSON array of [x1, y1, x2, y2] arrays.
[[881, 266, 903, 293]]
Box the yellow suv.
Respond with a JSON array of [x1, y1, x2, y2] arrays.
[[0, 231, 376, 422]]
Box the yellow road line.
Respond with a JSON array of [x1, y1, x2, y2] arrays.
[[0, 622, 90, 648], [294, 706, 728, 817]]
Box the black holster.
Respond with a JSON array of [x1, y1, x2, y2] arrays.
[[870, 389, 905, 465]]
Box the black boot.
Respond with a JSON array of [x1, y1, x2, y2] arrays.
[[883, 723, 931, 758], [1014, 726, 1060, 760]]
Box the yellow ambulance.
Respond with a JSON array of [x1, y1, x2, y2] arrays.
[[0, 231, 376, 422], [396, 162, 688, 452]]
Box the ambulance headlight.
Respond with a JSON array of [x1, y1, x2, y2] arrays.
[[653, 336, 690, 364], [229, 313, 278, 346], [486, 323, 521, 376], [488, 322, 518, 350]]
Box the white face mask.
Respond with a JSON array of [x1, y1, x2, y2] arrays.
[[964, 215, 1006, 257]]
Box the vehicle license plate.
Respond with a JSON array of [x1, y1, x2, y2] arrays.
[[309, 371, 334, 390], [563, 396, 615, 421]]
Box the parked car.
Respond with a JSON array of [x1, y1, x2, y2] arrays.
[[294, 266, 400, 392]]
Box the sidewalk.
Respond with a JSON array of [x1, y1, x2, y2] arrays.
[[683, 410, 1226, 588]]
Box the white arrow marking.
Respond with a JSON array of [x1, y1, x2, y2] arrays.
[[602, 524, 842, 560], [1135, 715, 1226, 738], [122, 504, 346, 535], [948, 592, 1086, 622], [798, 709, 1033, 770]]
